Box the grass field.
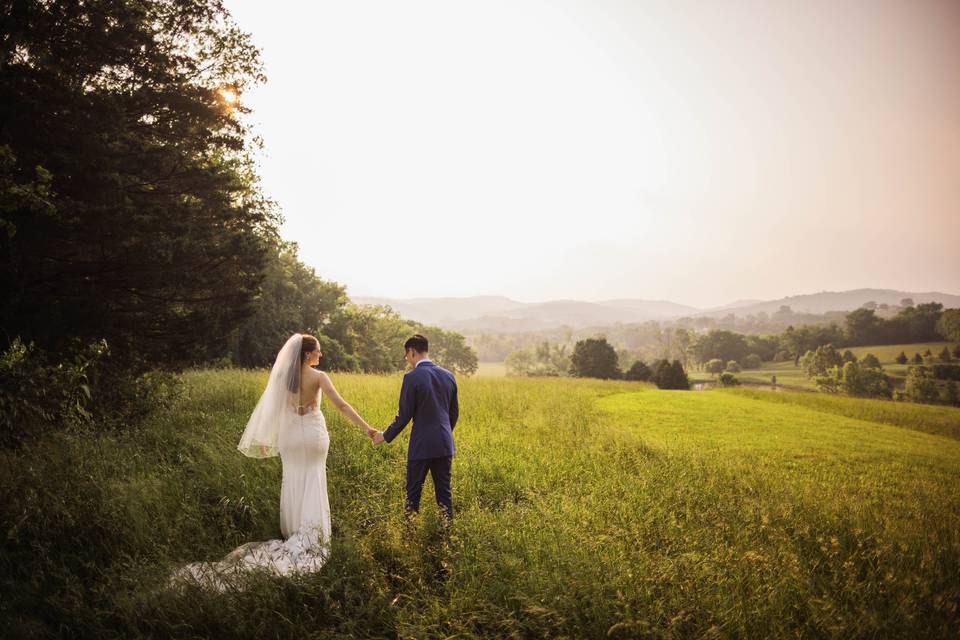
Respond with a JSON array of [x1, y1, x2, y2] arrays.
[[2, 371, 959, 638]]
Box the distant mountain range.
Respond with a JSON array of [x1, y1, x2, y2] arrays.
[[353, 288, 960, 334]]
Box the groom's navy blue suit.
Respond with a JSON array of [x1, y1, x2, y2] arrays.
[[383, 359, 458, 520]]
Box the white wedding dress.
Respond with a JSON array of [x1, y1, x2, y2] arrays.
[[171, 389, 331, 591]]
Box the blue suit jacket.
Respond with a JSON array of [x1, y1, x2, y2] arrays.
[[383, 361, 458, 460]]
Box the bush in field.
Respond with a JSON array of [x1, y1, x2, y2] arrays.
[[931, 364, 960, 382], [624, 360, 652, 382], [947, 381, 960, 407], [936, 309, 960, 342], [705, 359, 725, 378], [653, 360, 690, 390], [774, 350, 791, 362], [838, 361, 892, 399], [842, 350, 857, 363], [800, 344, 843, 379], [939, 347, 952, 362], [913, 353, 923, 364], [903, 366, 942, 404], [861, 353, 881, 369], [725, 360, 741, 373], [743, 354, 762, 369], [570, 338, 621, 380], [896, 352, 908, 365], [719, 372, 740, 387]]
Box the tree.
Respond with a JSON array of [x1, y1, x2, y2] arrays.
[[570, 338, 621, 379], [842, 350, 857, 363], [691, 330, 749, 367], [939, 346, 953, 363], [937, 310, 960, 342], [896, 351, 908, 365], [903, 367, 941, 404], [725, 360, 741, 373], [504, 349, 535, 376], [743, 354, 762, 369], [654, 360, 690, 390], [913, 353, 924, 364], [625, 360, 652, 382], [800, 344, 843, 379], [838, 361, 891, 399], [1, 0, 278, 370], [844, 308, 883, 346], [947, 381, 960, 407], [861, 353, 881, 369], [705, 359, 725, 378], [719, 372, 740, 387], [901, 298, 914, 308]]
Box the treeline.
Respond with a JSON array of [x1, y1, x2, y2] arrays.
[[506, 337, 690, 390], [797, 345, 959, 406], [0, 0, 474, 448], [478, 302, 959, 367], [227, 243, 478, 374]]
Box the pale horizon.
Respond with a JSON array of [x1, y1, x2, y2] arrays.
[[225, 0, 960, 309]]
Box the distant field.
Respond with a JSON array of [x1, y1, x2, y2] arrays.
[[476, 361, 507, 377]]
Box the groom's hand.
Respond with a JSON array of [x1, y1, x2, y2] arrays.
[[372, 431, 385, 445]]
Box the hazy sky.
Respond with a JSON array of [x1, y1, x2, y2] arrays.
[[225, 0, 960, 308]]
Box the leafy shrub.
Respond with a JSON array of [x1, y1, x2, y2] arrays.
[[719, 372, 740, 387], [725, 360, 741, 373], [931, 364, 960, 382], [743, 354, 762, 369], [624, 360, 652, 382]]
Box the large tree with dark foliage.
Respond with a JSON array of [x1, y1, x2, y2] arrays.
[[570, 337, 621, 379], [0, 0, 278, 369]]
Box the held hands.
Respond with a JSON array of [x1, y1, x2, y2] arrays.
[[363, 424, 385, 445]]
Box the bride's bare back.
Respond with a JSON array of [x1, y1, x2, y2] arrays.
[[298, 368, 323, 414]]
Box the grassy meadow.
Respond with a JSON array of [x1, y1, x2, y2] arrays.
[[2, 370, 959, 638]]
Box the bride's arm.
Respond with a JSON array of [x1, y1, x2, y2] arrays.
[[317, 371, 374, 436]]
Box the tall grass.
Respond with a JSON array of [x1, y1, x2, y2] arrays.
[[1, 370, 958, 638]]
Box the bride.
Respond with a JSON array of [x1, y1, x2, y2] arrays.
[[172, 333, 374, 590]]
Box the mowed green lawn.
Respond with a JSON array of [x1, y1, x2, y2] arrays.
[[2, 372, 958, 638]]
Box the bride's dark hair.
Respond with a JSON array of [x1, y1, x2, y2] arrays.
[[300, 334, 319, 363], [285, 334, 320, 393]]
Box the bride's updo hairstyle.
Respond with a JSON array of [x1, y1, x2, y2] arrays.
[[300, 334, 320, 363]]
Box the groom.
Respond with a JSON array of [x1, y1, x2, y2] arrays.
[[372, 334, 459, 522]]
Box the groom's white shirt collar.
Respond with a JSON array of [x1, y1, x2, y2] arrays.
[[415, 358, 433, 367]]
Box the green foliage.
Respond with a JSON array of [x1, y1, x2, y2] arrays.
[[624, 360, 652, 382], [935, 309, 960, 342], [725, 360, 741, 373], [705, 359, 725, 377], [743, 353, 762, 369], [800, 344, 843, 379], [860, 353, 881, 369], [1, 0, 279, 370], [913, 353, 924, 364], [842, 349, 857, 363], [903, 367, 942, 405], [228, 242, 346, 367], [691, 330, 749, 366], [570, 337, 621, 379], [931, 364, 960, 382], [718, 372, 740, 387], [947, 381, 960, 407], [837, 361, 892, 399], [653, 360, 690, 390], [505, 342, 570, 377], [939, 346, 952, 362], [896, 351, 908, 365], [413, 324, 479, 375]]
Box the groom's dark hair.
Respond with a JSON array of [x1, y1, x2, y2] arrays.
[[404, 334, 428, 354]]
